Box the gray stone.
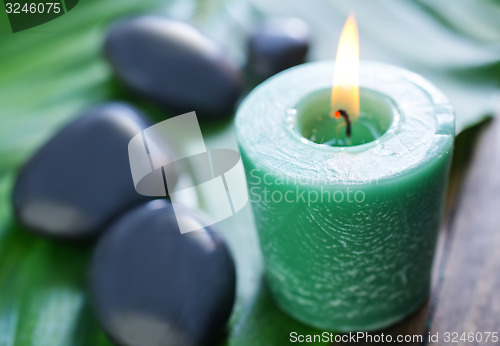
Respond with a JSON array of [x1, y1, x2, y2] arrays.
[[12, 103, 178, 238], [248, 18, 310, 81], [105, 16, 242, 119], [90, 200, 236, 346]]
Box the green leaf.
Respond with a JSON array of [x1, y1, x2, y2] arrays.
[[0, 174, 112, 345]]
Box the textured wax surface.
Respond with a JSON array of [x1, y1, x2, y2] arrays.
[[237, 61, 454, 183], [235, 61, 454, 331]]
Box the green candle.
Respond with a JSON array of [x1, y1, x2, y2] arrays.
[[235, 61, 454, 331]]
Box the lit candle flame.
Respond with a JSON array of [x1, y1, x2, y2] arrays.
[[331, 14, 360, 119]]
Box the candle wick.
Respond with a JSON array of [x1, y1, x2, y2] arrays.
[[335, 109, 351, 138]]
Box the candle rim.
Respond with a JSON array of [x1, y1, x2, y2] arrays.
[[235, 60, 455, 183]]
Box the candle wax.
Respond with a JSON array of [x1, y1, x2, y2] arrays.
[[236, 61, 454, 331], [295, 88, 395, 146]]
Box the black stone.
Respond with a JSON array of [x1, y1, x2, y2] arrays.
[[105, 16, 242, 119], [12, 103, 178, 239], [89, 200, 236, 346], [248, 18, 310, 82]]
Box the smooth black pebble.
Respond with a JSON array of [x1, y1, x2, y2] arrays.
[[248, 18, 310, 82], [90, 199, 236, 346], [105, 16, 242, 119], [13, 103, 178, 239]]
